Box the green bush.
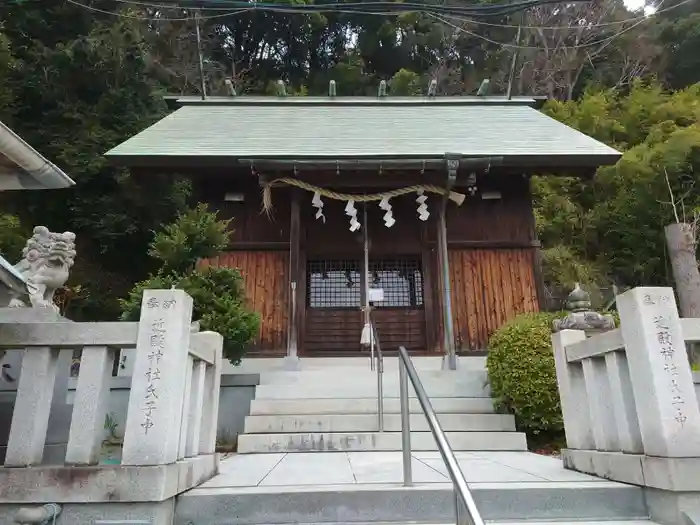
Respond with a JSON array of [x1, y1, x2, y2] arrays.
[[486, 312, 565, 438], [120, 205, 259, 365], [149, 203, 230, 274], [120, 267, 260, 365]]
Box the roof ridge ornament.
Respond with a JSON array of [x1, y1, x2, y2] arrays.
[[224, 78, 236, 97], [428, 79, 437, 97], [476, 78, 491, 97]]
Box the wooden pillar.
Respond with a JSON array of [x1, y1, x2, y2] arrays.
[[286, 189, 301, 364], [438, 203, 457, 368], [420, 219, 437, 353], [440, 156, 459, 369]]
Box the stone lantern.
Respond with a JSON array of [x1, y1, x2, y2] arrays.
[[553, 283, 616, 335]]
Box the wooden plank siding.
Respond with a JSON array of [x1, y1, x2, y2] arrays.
[[305, 308, 425, 354], [193, 171, 543, 357], [202, 251, 289, 355], [448, 248, 539, 352]]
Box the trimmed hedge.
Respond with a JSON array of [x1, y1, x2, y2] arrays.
[[486, 312, 565, 436]]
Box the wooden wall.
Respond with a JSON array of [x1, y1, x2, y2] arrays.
[[421, 175, 542, 352], [195, 170, 543, 356], [305, 308, 425, 354], [202, 251, 289, 355], [448, 248, 539, 352]]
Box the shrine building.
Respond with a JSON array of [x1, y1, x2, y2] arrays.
[[106, 92, 620, 359]]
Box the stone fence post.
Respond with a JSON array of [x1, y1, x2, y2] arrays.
[[617, 287, 700, 457], [121, 289, 193, 466]]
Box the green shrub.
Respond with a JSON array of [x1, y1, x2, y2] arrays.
[[120, 267, 260, 365], [486, 312, 565, 438], [149, 203, 230, 274], [120, 205, 259, 365]]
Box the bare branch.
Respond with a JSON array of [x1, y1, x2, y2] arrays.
[[665, 168, 681, 224]]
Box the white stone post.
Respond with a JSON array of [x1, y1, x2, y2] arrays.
[[197, 332, 223, 454], [604, 351, 643, 453], [186, 360, 207, 457], [65, 346, 114, 465], [582, 356, 619, 451], [178, 355, 194, 460], [617, 287, 700, 457], [551, 330, 595, 450], [4, 347, 59, 467], [121, 289, 193, 466]]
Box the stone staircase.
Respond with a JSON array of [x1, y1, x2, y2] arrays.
[[237, 356, 528, 453], [173, 356, 661, 525]]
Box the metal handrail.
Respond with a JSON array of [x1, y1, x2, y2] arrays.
[[370, 316, 384, 432], [397, 345, 485, 525]]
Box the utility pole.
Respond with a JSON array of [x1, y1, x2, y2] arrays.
[[506, 11, 524, 100], [194, 10, 207, 100]]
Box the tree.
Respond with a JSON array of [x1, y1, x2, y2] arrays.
[[653, 0, 700, 89], [0, 214, 28, 263], [536, 82, 700, 291], [515, 0, 661, 100], [0, 1, 191, 319], [121, 205, 259, 364]]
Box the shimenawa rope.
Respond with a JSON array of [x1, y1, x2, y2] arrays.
[[261, 177, 466, 214]]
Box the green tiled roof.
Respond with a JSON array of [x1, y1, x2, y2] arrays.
[[105, 97, 621, 168]]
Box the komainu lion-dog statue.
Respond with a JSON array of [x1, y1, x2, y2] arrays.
[[8, 225, 76, 312]]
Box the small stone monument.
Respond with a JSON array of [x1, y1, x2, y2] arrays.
[[553, 283, 616, 334]]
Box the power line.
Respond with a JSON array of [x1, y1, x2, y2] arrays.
[[61, 0, 602, 19], [427, 5, 664, 51], [64, 0, 249, 20], [440, 0, 694, 31], [59, 0, 696, 32]]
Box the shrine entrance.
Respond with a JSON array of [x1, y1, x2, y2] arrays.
[[300, 195, 429, 356], [303, 257, 426, 354]]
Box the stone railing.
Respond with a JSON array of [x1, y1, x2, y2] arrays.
[[552, 287, 700, 525], [0, 289, 222, 507]]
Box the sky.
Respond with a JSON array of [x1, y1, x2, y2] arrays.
[[624, 0, 657, 14]]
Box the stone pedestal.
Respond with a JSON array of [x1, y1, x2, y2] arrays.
[[563, 449, 700, 525]]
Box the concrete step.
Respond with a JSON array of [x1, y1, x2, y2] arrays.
[[174, 482, 648, 525], [249, 397, 497, 415], [227, 356, 488, 374], [494, 522, 655, 525], [254, 376, 490, 399], [237, 431, 528, 453], [244, 414, 516, 434], [258, 369, 487, 385], [176, 521, 657, 525]]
